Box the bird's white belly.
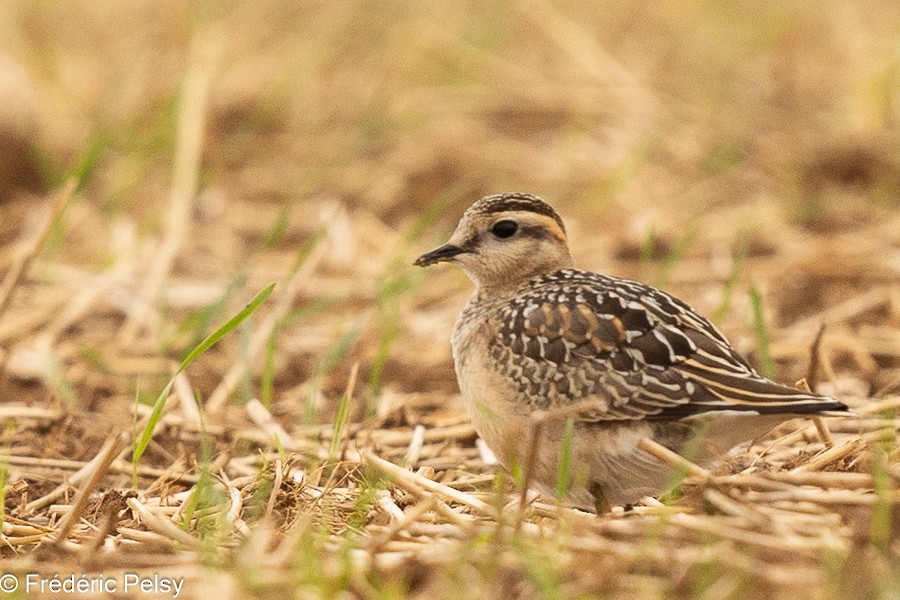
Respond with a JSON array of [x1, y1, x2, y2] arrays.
[[455, 337, 530, 467]]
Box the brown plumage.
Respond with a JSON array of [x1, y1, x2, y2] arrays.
[[416, 193, 847, 509]]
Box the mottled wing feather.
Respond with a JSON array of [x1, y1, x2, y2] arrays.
[[492, 269, 846, 421]]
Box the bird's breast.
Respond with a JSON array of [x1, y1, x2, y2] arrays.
[[451, 299, 530, 467]]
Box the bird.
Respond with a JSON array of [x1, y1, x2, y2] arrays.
[[414, 192, 848, 510]]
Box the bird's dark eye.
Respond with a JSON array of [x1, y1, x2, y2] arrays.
[[491, 219, 518, 239]]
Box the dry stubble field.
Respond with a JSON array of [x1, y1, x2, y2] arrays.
[[1, 2, 900, 599]]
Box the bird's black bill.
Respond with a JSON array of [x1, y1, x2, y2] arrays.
[[414, 244, 468, 267]]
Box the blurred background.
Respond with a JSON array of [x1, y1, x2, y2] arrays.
[[1, 2, 900, 596], [0, 0, 898, 453]]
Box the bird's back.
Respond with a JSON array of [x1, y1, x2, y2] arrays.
[[480, 268, 847, 422]]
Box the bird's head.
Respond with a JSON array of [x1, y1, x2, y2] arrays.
[[414, 193, 573, 293]]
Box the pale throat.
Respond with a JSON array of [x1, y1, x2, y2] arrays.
[[468, 248, 573, 298]]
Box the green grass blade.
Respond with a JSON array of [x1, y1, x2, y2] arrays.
[[712, 231, 749, 325], [639, 224, 656, 266], [320, 318, 365, 375], [749, 284, 775, 379], [133, 378, 178, 467], [289, 228, 326, 274], [367, 322, 399, 397], [132, 283, 276, 467], [654, 224, 697, 288], [179, 282, 276, 371], [72, 133, 107, 191], [274, 433, 286, 463], [131, 379, 141, 488], [305, 318, 365, 422], [263, 202, 294, 249], [174, 274, 247, 348], [329, 388, 353, 462], [870, 413, 895, 551]]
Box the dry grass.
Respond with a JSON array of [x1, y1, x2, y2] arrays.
[[1, 1, 899, 598]]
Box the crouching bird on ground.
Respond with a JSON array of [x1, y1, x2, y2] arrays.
[[415, 193, 848, 511]]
